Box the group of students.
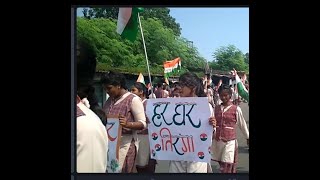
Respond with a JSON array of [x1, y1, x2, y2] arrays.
[[76, 37, 249, 173]]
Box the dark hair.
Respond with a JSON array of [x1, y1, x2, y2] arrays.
[[132, 82, 147, 98], [218, 84, 233, 97], [179, 72, 206, 97], [171, 85, 182, 97], [77, 37, 97, 87], [162, 83, 168, 90], [173, 82, 180, 87], [100, 71, 127, 90], [77, 37, 106, 125], [77, 86, 93, 99]]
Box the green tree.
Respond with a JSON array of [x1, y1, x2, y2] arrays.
[[212, 45, 248, 72], [244, 52, 249, 64], [209, 61, 220, 71], [77, 17, 135, 67], [83, 8, 119, 19], [82, 7, 181, 36], [140, 8, 181, 36], [77, 17, 207, 75]]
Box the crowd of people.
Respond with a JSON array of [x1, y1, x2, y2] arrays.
[[76, 37, 249, 173]]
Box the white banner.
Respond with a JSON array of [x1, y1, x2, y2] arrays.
[[106, 117, 121, 173], [146, 97, 213, 163]]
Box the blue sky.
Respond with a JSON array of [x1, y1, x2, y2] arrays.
[[76, 7, 248, 62]]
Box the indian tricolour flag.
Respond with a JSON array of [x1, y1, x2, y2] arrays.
[[163, 57, 181, 78], [136, 73, 145, 85], [235, 74, 249, 102], [116, 7, 144, 42]]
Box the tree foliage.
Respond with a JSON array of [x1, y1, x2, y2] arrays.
[[210, 45, 249, 73], [83, 7, 119, 19], [78, 8, 249, 76], [82, 7, 181, 36], [140, 8, 181, 36], [244, 52, 249, 64], [77, 17, 205, 75]]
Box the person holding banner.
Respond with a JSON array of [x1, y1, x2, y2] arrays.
[[130, 82, 157, 173], [101, 71, 147, 173], [169, 72, 216, 173], [211, 84, 249, 173]]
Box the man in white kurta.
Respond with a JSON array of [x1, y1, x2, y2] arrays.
[[77, 97, 108, 173]]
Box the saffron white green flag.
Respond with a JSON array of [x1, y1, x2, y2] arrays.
[[163, 57, 181, 78], [136, 73, 145, 85], [116, 7, 144, 42], [164, 77, 169, 85], [235, 74, 249, 102]]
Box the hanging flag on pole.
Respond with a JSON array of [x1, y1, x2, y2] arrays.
[[232, 69, 249, 102], [164, 77, 169, 85], [235, 74, 249, 102], [163, 57, 181, 78], [136, 73, 146, 85], [116, 7, 144, 42], [116, 7, 154, 96]]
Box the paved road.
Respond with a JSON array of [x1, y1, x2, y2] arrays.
[[155, 102, 249, 173]]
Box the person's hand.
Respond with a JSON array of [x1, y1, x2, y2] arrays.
[[247, 139, 249, 147], [119, 115, 128, 128], [233, 68, 238, 76], [146, 117, 150, 124], [209, 116, 216, 127]]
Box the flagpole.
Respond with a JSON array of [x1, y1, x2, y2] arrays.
[[138, 13, 154, 96], [205, 60, 209, 92]]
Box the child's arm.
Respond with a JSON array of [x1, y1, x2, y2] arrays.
[[209, 104, 216, 139], [236, 106, 249, 141]]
